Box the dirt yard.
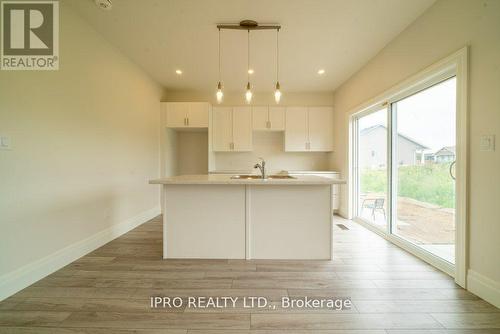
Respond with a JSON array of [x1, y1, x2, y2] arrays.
[[360, 193, 455, 245]]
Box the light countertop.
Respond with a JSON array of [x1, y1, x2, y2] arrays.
[[150, 174, 346, 185]]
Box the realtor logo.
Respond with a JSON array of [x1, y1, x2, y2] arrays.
[[1, 0, 59, 70]]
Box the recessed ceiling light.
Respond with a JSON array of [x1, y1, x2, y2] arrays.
[[175, 69, 182, 75], [248, 69, 254, 74], [318, 69, 325, 75]]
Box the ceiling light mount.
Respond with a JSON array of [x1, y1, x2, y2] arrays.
[[240, 20, 258, 28], [217, 20, 281, 31], [94, 0, 112, 10]]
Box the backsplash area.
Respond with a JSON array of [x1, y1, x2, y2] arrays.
[[213, 132, 333, 172]]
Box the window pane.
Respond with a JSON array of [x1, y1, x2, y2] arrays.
[[357, 108, 388, 229]]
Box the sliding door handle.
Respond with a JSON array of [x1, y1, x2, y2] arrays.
[[449, 160, 456, 180]]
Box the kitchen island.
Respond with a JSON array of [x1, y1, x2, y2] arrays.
[[150, 174, 345, 260]]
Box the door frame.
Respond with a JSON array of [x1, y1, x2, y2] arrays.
[[347, 47, 468, 287]]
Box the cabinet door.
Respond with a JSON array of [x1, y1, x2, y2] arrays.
[[285, 107, 308, 151], [308, 107, 333, 151], [212, 107, 233, 152], [232, 106, 253, 151], [252, 106, 268, 130], [166, 103, 189, 128], [188, 103, 209, 128], [269, 106, 285, 130]]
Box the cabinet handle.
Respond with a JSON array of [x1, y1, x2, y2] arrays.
[[266, 120, 271, 129], [184, 118, 187, 126], [187, 118, 190, 126]]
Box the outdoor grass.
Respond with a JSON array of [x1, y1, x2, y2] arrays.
[[361, 163, 455, 208]]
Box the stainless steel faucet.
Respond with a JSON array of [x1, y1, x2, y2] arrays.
[[254, 157, 267, 179]]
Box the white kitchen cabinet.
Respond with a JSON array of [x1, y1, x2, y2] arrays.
[[269, 107, 285, 130], [165, 102, 209, 128], [188, 102, 210, 127], [212, 106, 252, 152], [212, 107, 233, 151], [165, 103, 188, 128], [308, 107, 333, 151], [252, 106, 285, 131], [285, 107, 309, 151], [252, 106, 268, 130], [285, 106, 333, 152], [233, 107, 253, 151]]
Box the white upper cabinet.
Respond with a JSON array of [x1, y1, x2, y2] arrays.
[[212, 107, 233, 152], [232, 107, 253, 151], [269, 107, 285, 130], [213, 106, 252, 152], [188, 102, 209, 127], [285, 106, 333, 152], [252, 106, 268, 130], [252, 106, 285, 131], [285, 107, 309, 151], [165, 102, 209, 128], [308, 107, 333, 151], [165, 103, 188, 128]]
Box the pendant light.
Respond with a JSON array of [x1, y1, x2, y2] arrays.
[[274, 28, 281, 104], [216, 28, 223, 103], [245, 30, 253, 104], [216, 20, 282, 104]]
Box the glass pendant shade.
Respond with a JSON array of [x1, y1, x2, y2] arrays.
[[245, 82, 252, 104], [216, 81, 223, 103], [274, 81, 281, 104]]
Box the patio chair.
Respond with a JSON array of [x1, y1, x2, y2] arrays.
[[362, 198, 386, 220]]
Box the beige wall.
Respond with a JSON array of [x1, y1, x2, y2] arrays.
[[0, 1, 162, 279], [331, 0, 500, 284], [176, 131, 209, 175]]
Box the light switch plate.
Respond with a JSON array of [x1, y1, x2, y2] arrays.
[[480, 135, 495, 152], [0, 135, 12, 150]]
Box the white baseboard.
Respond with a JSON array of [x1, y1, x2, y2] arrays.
[[467, 269, 500, 308], [0, 206, 160, 301]]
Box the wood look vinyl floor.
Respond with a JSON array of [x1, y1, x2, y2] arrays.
[[1, 215, 499, 333]]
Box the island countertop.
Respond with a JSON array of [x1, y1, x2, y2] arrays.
[[149, 174, 346, 185]]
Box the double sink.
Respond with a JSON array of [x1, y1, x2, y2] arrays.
[[230, 174, 296, 180]]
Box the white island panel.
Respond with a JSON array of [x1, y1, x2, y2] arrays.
[[164, 185, 246, 259], [249, 185, 332, 259]]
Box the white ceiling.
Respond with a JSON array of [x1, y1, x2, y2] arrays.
[[68, 0, 435, 93]]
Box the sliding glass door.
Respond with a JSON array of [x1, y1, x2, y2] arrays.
[[354, 76, 457, 265]]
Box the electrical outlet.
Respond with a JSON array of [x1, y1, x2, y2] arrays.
[[480, 135, 495, 152], [0, 135, 12, 150]]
